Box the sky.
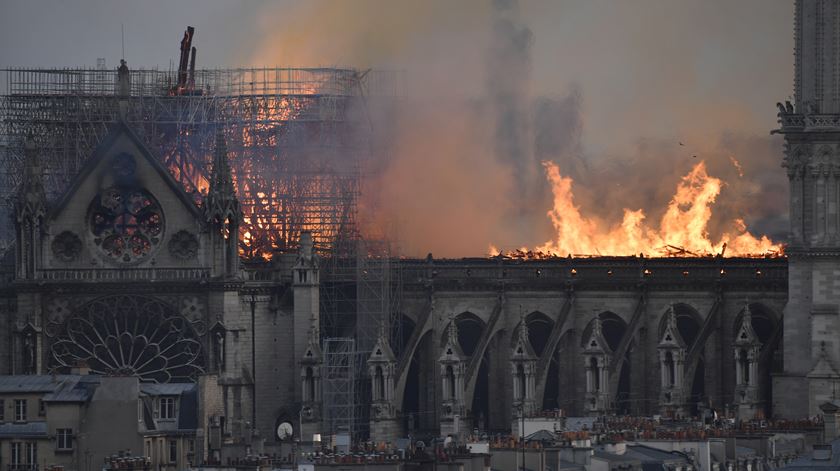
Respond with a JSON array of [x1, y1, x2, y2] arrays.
[[0, 0, 796, 257]]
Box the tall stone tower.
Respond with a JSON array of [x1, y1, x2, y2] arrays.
[[776, 0, 840, 417]]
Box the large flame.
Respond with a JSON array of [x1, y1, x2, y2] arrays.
[[501, 161, 782, 258]]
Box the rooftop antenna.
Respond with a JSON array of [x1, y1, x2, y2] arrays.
[[121, 23, 125, 60]]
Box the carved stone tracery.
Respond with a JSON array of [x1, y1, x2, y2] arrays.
[[51, 231, 82, 262], [50, 295, 204, 382]]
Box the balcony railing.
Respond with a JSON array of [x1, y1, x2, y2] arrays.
[[37, 268, 210, 282], [8, 464, 39, 471]]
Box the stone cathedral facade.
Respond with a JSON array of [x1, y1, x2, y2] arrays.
[[0, 0, 837, 447], [1, 123, 325, 446]]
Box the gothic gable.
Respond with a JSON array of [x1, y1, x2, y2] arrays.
[[439, 320, 465, 363], [659, 308, 687, 350], [301, 336, 322, 365], [368, 329, 396, 365], [583, 318, 611, 355], [45, 123, 208, 269], [734, 310, 761, 348], [511, 321, 537, 361]]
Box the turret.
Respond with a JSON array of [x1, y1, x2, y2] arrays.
[[734, 301, 762, 419], [367, 320, 399, 443], [583, 317, 611, 416], [204, 130, 240, 278], [510, 313, 538, 423], [439, 315, 467, 438], [15, 134, 47, 280], [299, 311, 322, 443], [658, 305, 687, 417]]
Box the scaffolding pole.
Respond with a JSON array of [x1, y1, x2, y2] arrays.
[[322, 337, 357, 437]]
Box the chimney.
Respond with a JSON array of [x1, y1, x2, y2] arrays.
[[821, 402, 840, 442], [71, 360, 91, 376], [814, 444, 833, 461]]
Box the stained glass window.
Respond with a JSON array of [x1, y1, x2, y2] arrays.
[[89, 186, 163, 263]]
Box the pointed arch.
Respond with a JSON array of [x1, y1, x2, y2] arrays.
[[401, 330, 434, 432], [439, 312, 486, 357], [658, 303, 703, 347]]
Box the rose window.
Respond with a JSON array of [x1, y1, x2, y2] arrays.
[[89, 186, 164, 263], [50, 295, 204, 382]]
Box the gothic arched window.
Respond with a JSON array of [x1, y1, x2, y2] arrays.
[[739, 349, 750, 385], [516, 364, 526, 400], [664, 351, 675, 386], [305, 367, 315, 402], [590, 357, 600, 392], [375, 366, 385, 400], [445, 365, 456, 400]]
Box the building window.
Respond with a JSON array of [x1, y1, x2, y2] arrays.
[[26, 442, 36, 464], [11, 442, 21, 464], [0, 399, 4, 421], [14, 399, 27, 422], [159, 397, 176, 420], [12, 442, 37, 464], [56, 428, 73, 450], [38, 399, 45, 416], [168, 439, 178, 463]]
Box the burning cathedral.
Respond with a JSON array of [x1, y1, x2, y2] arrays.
[[0, 0, 837, 450]]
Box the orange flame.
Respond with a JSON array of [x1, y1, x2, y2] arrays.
[[500, 161, 782, 258]]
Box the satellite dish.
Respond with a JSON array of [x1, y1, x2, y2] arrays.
[[277, 422, 293, 440]]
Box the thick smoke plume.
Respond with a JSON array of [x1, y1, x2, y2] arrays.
[[250, 0, 792, 257]]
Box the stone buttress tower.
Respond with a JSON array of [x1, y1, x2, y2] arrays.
[[775, 0, 840, 417], [583, 317, 611, 416], [734, 303, 762, 419], [510, 313, 538, 425], [367, 321, 399, 443], [13, 134, 47, 374], [293, 232, 320, 402], [299, 313, 322, 442], [439, 316, 467, 438], [658, 305, 687, 418], [204, 130, 241, 279]]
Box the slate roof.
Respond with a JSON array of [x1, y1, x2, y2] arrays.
[[624, 445, 689, 464], [592, 450, 639, 463], [0, 375, 101, 402], [564, 417, 596, 432], [0, 421, 47, 438], [525, 429, 556, 442], [43, 376, 101, 402], [781, 440, 840, 470], [0, 375, 72, 393], [140, 382, 196, 396]]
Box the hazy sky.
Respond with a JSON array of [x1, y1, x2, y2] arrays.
[[0, 0, 796, 256], [0, 1, 793, 141]]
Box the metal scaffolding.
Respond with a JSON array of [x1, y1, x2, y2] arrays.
[[319, 236, 403, 440], [321, 337, 357, 437], [0, 60, 404, 441], [0, 66, 400, 256]]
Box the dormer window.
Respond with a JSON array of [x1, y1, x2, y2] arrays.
[[159, 397, 177, 420]]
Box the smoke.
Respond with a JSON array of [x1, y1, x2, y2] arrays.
[[248, 0, 792, 257], [486, 0, 535, 206]]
